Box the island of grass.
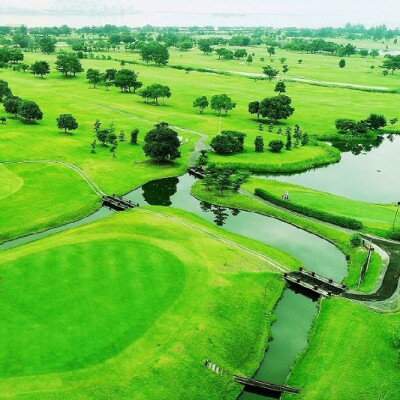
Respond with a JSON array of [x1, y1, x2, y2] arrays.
[[0, 162, 100, 243], [246, 177, 398, 237], [0, 206, 300, 399], [208, 140, 340, 174]]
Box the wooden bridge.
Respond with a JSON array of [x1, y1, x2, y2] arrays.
[[188, 166, 206, 179], [204, 360, 300, 396], [102, 195, 139, 211], [284, 267, 347, 297]]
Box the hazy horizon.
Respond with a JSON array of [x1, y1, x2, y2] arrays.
[[0, 0, 399, 28]]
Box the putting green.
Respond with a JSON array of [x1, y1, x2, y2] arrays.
[[0, 207, 297, 399]]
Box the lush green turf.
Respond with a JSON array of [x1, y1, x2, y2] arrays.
[[0, 162, 100, 243], [284, 298, 400, 400], [246, 177, 398, 236], [0, 207, 300, 399], [109, 46, 400, 90], [1, 51, 399, 192], [208, 141, 340, 174], [192, 181, 383, 293]]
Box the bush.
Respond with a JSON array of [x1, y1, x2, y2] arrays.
[[350, 233, 363, 247], [254, 188, 363, 230], [210, 131, 246, 154], [268, 139, 284, 152], [389, 227, 400, 241]]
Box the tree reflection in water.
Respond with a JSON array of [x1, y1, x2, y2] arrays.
[[199, 201, 240, 226]]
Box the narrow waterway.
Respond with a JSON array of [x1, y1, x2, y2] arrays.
[[270, 134, 400, 203]]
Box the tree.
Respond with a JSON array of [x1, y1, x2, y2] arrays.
[[193, 96, 209, 114], [140, 42, 169, 65], [246, 55, 253, 63], [198, 39, 213, 54], [279, 57, 287, 64], [57, 114, 78, 134], [143, 122, 181, 162], [359, 49, 369, 58], [114, 69, 142, 92], [0, 80, 12, 101], [267, 46, 275, 57], [94, 119, 101, 132], [140, 83, 171, 105], [274, 81, 286, 94], [370, 50, 379, 58], [196, 149, 209, 167], [130, 128, 139, 145], [86, 68, 101, 88], [254, 136, 264, 152], [17, 100, 43, 124], [381, 55, 400, 74], [263, 65, 279, 80], [56, 53, 84, 77], [210, 131, 245, 154], [234, 49, 247, 59], [285, 131, 292, 150], [248, 101, 260, 120], [339, 59, 346, 68], [210, 94, 236, 116], [282, 64, 289, 74], [335, 118, 357, 134], [3, 96, 21, 117], [366, 113, 387, 130], [39, 36, 56, 54], [259, 95, 295, 122], [30, 61, 50, 78], [269, 140, 284, 153]]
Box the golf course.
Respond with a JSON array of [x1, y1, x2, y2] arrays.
[[0, 17, 399, 400]]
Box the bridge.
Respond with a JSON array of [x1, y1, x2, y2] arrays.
[[188, 166, 206, 179], [102, 195, 139, 211], [204, 360, 300, 396], [284, 267, 347, 297]]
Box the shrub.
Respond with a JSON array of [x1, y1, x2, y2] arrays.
[[389, 227, 400, 241], [254, 188, 363, 230], [268, 140, 284, 152], [210, 131, 246, 154], [255, 136, 264, 152], [350, 233, 363, 247]]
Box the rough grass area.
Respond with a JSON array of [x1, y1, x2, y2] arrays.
[[247, 178, 397, 236], [0, 207, 300, 399], [0, 163, 100, 243], [283, 298, 400, 400], [191, 181, 383, 293]]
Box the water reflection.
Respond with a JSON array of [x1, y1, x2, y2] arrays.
[[199, 201, 241, 226], [331, 134, 384, 155], [141, 177, 179, 206]]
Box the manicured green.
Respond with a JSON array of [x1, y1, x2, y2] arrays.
[[284, 298, 400, 400], [0, 207, 299, 399], [0, 162, 100, 243], [247, 178, 398, 236]]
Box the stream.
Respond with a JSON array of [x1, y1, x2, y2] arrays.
[[2, 134, 398, 398]]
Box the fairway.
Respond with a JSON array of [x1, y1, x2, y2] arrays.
[[0, 162, 100, 243]]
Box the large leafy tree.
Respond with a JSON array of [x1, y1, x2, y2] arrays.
[[17, 100, 43, 124], [263, 65, 279, 80], [114, 69, 142, 92], [55, 53, 84, 77], [57, 114, 78, 134], [248, 101, 260, 120], [259, 95, 295, 122], [140, 42, 169, 66], [39, 36, 56, 54], [193, 96, 209, 114], [198, 39, 213, 54], [143, 122, 181, 162], [3, 96, 21, 117], [0, 80, 12, 101], [30, 61, 50, 78], [210, 94, 236, 116], [140, 84, 171, 105], [86, 68, 102, 88]]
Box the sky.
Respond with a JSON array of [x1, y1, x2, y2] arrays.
[[1, 0, 399, 27]]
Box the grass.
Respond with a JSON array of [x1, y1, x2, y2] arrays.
[[191, 181, 383, 293], [0, 162, 100, 243], [246, 177, 398, 236], [108, 46, 400, 90], [0, 206, 300, 399], [208, 141, 340, 174], [283, 298, 400, 400]]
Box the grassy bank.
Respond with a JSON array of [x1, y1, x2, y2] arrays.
[[283, 298, 400, 400], [247, 178, 397, 237], [0, 206, 300, 399], [208, 141, 341, 174], [0, 162, 101, 243], [192, 181, 382, 293]]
